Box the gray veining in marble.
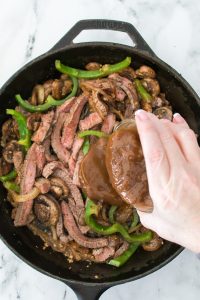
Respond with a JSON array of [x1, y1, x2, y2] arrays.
[[0, 0, 200, 299]]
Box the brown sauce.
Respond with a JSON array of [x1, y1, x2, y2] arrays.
[[105, 122, 153, 212], [79, 137, 123, 206]]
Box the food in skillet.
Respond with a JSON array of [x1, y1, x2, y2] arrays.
[[0, 57, 172, 267]]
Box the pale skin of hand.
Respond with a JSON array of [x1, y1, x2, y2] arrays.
[[135, 109, 200, 253]]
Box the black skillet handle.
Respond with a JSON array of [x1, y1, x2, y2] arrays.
[[67, 283, 109, 300], [51, 19, 155, 56]]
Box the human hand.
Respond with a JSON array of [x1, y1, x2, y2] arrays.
[[135, 109, 200, 252]]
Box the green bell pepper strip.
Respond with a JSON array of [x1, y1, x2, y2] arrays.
[[0, 169, 17, 183], [85, 199, 152, 243], [78, 130, 108, 139], [134, 79, 152, 102], [130, 210, 139, 231], [15, 76, 78, 113], [6, 109, 31, 151], [108, 205, 117, 224], [82, 138, 90, 155], [55, 57, 132, 79], [108, 242, 140, 267], [3, 181, 20, 193]]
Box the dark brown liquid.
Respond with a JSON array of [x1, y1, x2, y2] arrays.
[[79, 137, 123, 206], [105, 125, 153, 212]]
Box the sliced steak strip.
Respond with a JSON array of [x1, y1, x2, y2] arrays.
[[61, 94, 88, 149], [61, 201, 108, 249], [14, 143, 37, 226], [32, 110, 54, 144], [51, 112, 70, 165], [56, 215, 72, 243], [109, 73, 139, 111], [93, 246, 115, 262], [79, 112, 102, 131], [42, 161, 64, 178], [55, 96, 76, 119], [42, 138, 57, 162], [68, 136, 84, 176], [35, 144, 46, 176], [101, 113, 116, 134], [73, 151, 84, 187], [35, 178, 50, 194], [89, 90, 108, 119], [114, 241, 129, 258]]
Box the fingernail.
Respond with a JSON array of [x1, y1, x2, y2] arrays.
[[173, 113, 185, 124], [135, 109, 149, 121]]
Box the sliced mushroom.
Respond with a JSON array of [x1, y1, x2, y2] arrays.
[[1, 119, 19, 146], [142, 232, 163, 251], [141, 78, 160, 97], [52, 79, 72, 99], [49, 177, 69, 199], [153, 106, 173, 120], [119, 67, 136, 81], [30, 84, 45, 105], [33, 194, 60, 226], [85, 62, 102, 71], [27, 113, 42, 131], [2, 141, 23, 164], [136, 65, 156, 79], [0, 158, 12, 176]]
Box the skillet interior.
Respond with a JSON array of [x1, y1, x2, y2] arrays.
[[0, 43, 199, 285]]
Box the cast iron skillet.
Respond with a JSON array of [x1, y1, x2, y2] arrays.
[[0, 19, 200, 300]]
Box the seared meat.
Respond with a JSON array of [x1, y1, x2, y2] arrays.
[[14, 143, 37, 226], [61, 94, 88, 149], [32, 110, 54, 144], [35, 178, 50, 194], [51, 112, 70, 165], [61, 201, 108, 249], [42, 138, 57, 162], [101, 113, 116, 134], [72, 151, 84, 187], [109, 73, 139, 111], [89, 90, 108, 119], [79, 112, 102, 131], [93, 246, 115, 262], [68, 136, 84, 176]]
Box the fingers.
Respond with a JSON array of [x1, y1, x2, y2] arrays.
[[147, 112, 185, 167], [171, 113, 200, 162], [135, 110, 170, 186]]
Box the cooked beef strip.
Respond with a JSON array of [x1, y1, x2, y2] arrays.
[[34, 178, 50, 194], [35, 144, 46, 176], [32, 110, 54, 144], [42, 138, 57, 162], [61, 201, 108, 249], [109, 73, 139, 111], [42, 161, 64, 178], [68, 136, 84, 176], [14, 143, 37, 226], [114, 241, 129, 258], [55, 96, 76, 120], [93, 246, 115, 262], [101, 113, 116, 134], [72, 151, 84, 187], [79, 112, 102, 131], [80, 79, 116, 102], [61, 94, 88, 149], [89, 90, 108, 119], [51, 112, 70, 165]]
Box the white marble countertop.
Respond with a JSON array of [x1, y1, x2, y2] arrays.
[[0, 0, 200, 299]]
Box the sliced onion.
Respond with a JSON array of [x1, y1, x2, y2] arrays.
[[9, 187, 40, 203]]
